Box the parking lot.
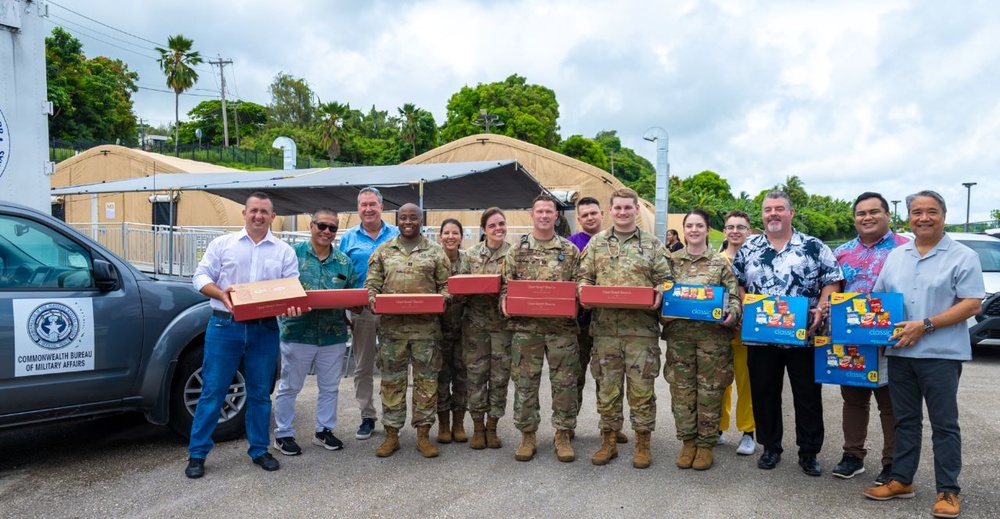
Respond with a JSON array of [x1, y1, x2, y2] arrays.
[[2, 347, 1000, 519]]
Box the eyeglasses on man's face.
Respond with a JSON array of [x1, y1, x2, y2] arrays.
[[724, 225, 749, 231]]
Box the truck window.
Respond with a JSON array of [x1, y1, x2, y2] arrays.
[[0, 214, 94, 289]]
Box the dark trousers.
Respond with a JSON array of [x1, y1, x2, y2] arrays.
[[888, 356, 962, 494], [841, 384, 895, 466], [747, 345, 823, 456]]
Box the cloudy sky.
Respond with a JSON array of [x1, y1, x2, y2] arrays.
[[49, 0, 999, 223]]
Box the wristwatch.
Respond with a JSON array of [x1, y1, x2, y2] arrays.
[[923, 317, 936, 334]]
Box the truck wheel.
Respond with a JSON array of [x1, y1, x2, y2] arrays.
[[168, 344, 248, 442]]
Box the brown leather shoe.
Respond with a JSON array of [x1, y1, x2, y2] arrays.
[[514, 431, 537, 461], [451, 410, 468, 443], [436, 412, 452, 444], [862, 479, 915, 500], [633, 430, 652, 469], [615, 430, 629, 444], [932, 491, 960, 518], [485, 416, 502, 449], [470, 417, 487, 450], [676, 439, 697, 469], [554, 429, 576, 462], [590, 430, 618, 466], [416, 425, 440, 458]]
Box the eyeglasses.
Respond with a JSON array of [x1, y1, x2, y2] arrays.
[[312, 222, 338, 232], [723, 225, 749, 231]]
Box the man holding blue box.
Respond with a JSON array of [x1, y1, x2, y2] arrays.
[[732, 191, 843, 477], [862, 190, 983, 519], [832, 192, 909, 484]]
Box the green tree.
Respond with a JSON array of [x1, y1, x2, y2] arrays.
[[685, 170, 734, 201], [179, 100, 268, 145], [560, 135, 609, 170], [316, 101, 351, 161], [593, 130, 656, 200], [156, 34, 202, 154], [46, 28, 138, 144], [440, 74, 560, 148], [267, 73, 316, 127], [396, 103, 439, 160]]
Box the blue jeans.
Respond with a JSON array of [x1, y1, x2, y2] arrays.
[[188, 315, 280, 460]]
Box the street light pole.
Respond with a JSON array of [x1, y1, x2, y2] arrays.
[[891, 200, 901, 229], [643, 127, 669, 241], [962, 182, 977, 232]]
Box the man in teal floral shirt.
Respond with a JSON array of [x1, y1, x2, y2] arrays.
[[273, 208, 357, 456]]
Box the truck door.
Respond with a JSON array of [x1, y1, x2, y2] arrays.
[[0, 211, 143, 418]]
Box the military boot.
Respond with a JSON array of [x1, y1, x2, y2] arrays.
[[633, 430, 652, 469], [375, 426, 400, 458], [486, 416, 502, 449], [452, 410, 468, 443], [416, 425, 440, 458], [437, 412, 452, 444], [554, 429, 576, 462], [677, 439, 697, 469], [591, 429, 619, 466], [616, 431, 629, 444], [470, 416, 487, 450], [514, 431, 537, 461], [692, 446, 714, 470]]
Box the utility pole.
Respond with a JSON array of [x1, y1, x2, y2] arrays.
[[208, 57, 234, 147]]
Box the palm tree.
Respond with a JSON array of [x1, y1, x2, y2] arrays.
[[317, 101, 350, 162], [398, 103, 419, 158], [156, 35, 202, 155]]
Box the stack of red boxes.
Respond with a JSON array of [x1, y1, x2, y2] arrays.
[[505, 280, 577, 318]]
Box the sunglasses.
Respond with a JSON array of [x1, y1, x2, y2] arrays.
[[313, 222, 338, 232]]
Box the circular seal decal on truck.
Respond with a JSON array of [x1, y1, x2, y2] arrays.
[[27, 303, 81, 350], [0, 106, 9, 180]]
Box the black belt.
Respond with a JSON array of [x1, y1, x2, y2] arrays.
[[212, 309, 274, 325]]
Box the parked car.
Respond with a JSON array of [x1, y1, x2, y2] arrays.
[[949, 232, 1000, 347], [0, 200, 250, 440]]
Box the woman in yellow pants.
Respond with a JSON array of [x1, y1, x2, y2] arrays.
[[719, 210, 756, 456]]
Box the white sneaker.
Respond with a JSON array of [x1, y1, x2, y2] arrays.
[[717, 432, 726, 445], [736, 433, 756, 455]]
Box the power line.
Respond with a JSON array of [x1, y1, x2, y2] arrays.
[[48, 0, 166, 48], [137, 85, 219, 98], [44, 19, 159, 61]]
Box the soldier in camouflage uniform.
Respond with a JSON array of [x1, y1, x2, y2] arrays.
[[662, 209, 742, 471], [461, 208, 513, 450], [365, 203, 451, 459], [502, 194, 581, 463], [576, 188, 671, 469], [437, 219, 468, 444]]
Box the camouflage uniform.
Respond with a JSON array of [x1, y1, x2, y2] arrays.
[[576, 229, 671, 432], [662, 248, 742, 448], [503, 235, 580, 433], [365, 235, 451, 429], [461, 241, 513, 420], [438, 251, 467, 413]]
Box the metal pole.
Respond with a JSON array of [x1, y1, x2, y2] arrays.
[[962, 182, 976, 232], [891, 200, 900, 229], [643, 127, 669, 241]]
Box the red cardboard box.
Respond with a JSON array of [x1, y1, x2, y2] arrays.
[[306, 288, 369, 309], [374, 294, 446, 314], [580, 285, 655, 309], [230, 277, 308, 321], [448, 274, 501, 295], [506, 297, 578, 318], [507, 280, 577, 299]]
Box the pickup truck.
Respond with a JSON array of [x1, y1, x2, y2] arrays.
[[0, 200, 248, 441]]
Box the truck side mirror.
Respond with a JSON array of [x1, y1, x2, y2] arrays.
[[93, 259, 118, 292]]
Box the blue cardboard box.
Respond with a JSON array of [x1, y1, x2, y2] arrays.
[[740, 294, 809, 346], [661, 281, 727, 322], [813, 336, 887, 388], [830, 292, 904, 346]]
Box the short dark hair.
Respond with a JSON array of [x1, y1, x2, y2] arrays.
[[853, 192, 889, 214], [667, 229, 679, 238], [312, 207, 337, 220], [723, 210, 750, 223], [683, 209, 712, 229], [577, 196, 601, 208], [440, 218, 463, 235], [247, 191, 270, 203], [532, 193, 559, 209], [608, 188, 638, 206]]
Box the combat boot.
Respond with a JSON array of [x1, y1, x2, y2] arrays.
[[486, 416, 502, 449], [633, 430, 652, 469], [554, 429, 576, 462], [375, 426, 400, 458], [692, 446, 714, 470], [470, 417, 487, 450], [616, 431, 629, 444], [514, 431, 537, 461], [437, 412, 452, 444], [591, 429, 619, 466], [677, 439, 697, 469], [452, 410, 468, 443], [416, 425, 440, 458]]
